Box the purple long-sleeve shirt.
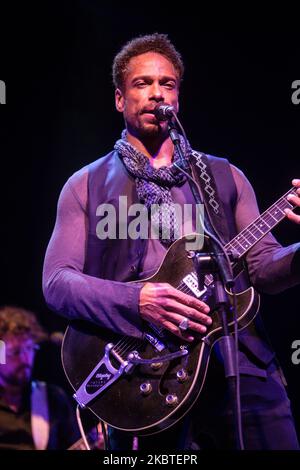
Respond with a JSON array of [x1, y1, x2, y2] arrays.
[[42, 162, 300, 334]]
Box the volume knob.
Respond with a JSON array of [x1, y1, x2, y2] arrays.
[[165, 394, 178, 406], [176, 369, 188, 383], [140, 382, 152, 396]]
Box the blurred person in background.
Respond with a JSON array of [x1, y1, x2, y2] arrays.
[[0, 305, 80, 450]]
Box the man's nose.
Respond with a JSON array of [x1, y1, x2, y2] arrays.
[[149, 83, 164, 101]]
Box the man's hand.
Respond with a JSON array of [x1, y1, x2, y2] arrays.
[[139, 282, 212, 342], [286, 179, 300, 224]]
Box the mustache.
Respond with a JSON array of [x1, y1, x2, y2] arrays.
[[140, 103, 164, 114], [141, 108, 156, 114]]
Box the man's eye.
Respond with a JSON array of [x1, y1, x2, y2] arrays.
[[136, 82, 147, 88], [164, 82, 175, 89]]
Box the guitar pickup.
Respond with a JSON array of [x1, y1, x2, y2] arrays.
[[144, 332, 165, 352], [182, 272, 207, 298]]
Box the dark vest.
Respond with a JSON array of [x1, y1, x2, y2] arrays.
[[84, 150, 275, 369]]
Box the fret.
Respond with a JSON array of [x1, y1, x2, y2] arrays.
[[262, 212, 277, 226], [247, 224, 261, 240], [240, 228, 257, 245], [225, 187, 297, 259], [235, 232, 250, 249], [264, 211, 280, 224], [231, 227, 256, 252], [268, 204, 284, 221], [228, 240, 244, 256], [253, 219, 270, 233], [239, 239, 251, 250], [231, 238, 245, 251], [252, 223, 263, 234], [277, 198, 294, 211]]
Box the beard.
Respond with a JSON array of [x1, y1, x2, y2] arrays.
[[127, 115, 169, 141]]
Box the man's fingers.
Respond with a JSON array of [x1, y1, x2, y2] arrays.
[[160, 318, 194, 342], [162, 284, 210, 314], [287, 194, 300, 207], [163, 299, 212, 326], [285, 184, 300, 226], [139, 283, 212, 341], [163, 310, 208, 334], [285, 208, 300, 224]]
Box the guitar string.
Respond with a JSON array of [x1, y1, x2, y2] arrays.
[[115, 337, 141, 356], [113, 279, 199, 357], [114, 279, 192, 355], [225, 187, 296, 257], [116, 339, 143, 357], [113, 276, 204, 355], [114, 271, 214, 356], [114, 187, 297, 356]]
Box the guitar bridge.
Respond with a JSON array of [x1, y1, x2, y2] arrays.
[[73, 343, 135, 408]]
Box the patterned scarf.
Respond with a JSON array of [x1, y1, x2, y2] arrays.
[[114, 130, 191, 245]]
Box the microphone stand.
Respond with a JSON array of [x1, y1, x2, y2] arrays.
[[168, 118, 243, 450]]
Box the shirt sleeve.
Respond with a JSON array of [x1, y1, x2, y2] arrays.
[[231, 164, 300, 294], [42, 168, 144, 338]]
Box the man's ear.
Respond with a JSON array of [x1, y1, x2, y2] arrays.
[[115, 88, 125, 113]]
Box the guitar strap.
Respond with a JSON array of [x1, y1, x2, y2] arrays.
[[188, 151, 236, 245], [31, 381, 50, 450]]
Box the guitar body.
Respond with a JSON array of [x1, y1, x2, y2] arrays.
[[62, 234, 259, 435]]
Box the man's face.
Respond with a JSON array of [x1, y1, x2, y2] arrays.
[[115, 52, 180, 139], [0, 334, 36, 387]]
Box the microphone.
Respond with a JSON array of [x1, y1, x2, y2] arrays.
[[154, 103, 176, 121]]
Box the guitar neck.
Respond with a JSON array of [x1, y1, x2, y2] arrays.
[[225, 186, 297, 259]]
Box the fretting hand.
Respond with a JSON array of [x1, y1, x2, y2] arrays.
[[285, 179, 300, 224], [139, 282, 212, 342]]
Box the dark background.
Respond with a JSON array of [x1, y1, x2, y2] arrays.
[[0, 2, 299, 440]]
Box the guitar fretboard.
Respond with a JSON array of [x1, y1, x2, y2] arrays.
[[225, 187, 297, 259]]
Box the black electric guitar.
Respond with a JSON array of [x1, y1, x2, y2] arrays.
[[62, 187, 297, 435]]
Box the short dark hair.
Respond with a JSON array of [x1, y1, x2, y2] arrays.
[[0, 305, 47, 343], [112, 33, 184, 91]]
